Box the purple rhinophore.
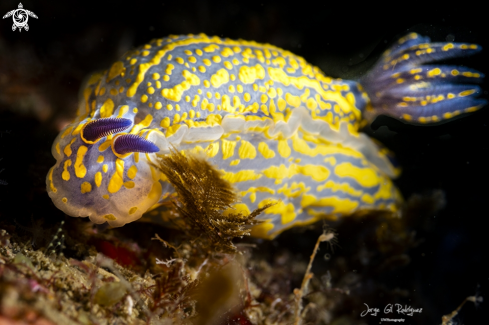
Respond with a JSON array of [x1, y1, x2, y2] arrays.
[[113, 134, 159, 155], [83, 118, 132, 142]]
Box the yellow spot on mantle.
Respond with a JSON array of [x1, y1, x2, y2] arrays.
[[240, 187, 275, 203], [131, 114, 153, 134], [74, 146, 88, 178], [221, 139, 237, 159], [62, 159, 72, 181], [81, 182, 92, 194], [238, 140, 257, 159], [258, 142, 275, 159], [48, 168, 57, 193], [221, 170, 262, 183], [277, 182, 309, 198], [100, 98, 115, 118], [334, 162, 379, 187], [127, 165, 138, 179], [108, 158, 124, 193], [300, 194, 359, 213], [277, 140, 291, 158], [210, 69, 230, 88], [160, 70, 200, 102], [205, 142, 220, 158], [107, 61, 125, 82], [94, 172, 102, 187], [250, 221, 274, 238], [238, 64, 265, 84], [104, 214, 117, 221], [223, 203, 250, 217], [259, 200, 296, 225], [263, 164, 330, 182], [63, 138, 76, 157], [317, 180, 362, 196]]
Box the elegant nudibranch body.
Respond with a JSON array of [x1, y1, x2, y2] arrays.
[[46, 33, 486, 238]]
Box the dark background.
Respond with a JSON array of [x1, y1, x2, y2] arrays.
[[0, 1, 487, 324]]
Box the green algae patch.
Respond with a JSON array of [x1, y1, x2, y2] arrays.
[[94, 282, 127, 307]]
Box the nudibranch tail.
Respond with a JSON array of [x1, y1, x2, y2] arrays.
[[81, 117, 133, 143], [112, 134, 160, 155], [361, 32, 487, 124]]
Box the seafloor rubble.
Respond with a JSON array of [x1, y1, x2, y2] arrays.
[[0, 150, 470, 324]]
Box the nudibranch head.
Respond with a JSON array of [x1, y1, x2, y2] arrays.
[[46, 113, 172, 226]]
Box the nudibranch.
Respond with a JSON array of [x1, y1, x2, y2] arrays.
[[46, 33, 486, 239]]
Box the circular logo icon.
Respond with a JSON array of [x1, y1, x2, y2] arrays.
[[2, 3, 38, 32]]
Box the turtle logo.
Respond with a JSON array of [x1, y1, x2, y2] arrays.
[[2, 3, 38, 32]]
